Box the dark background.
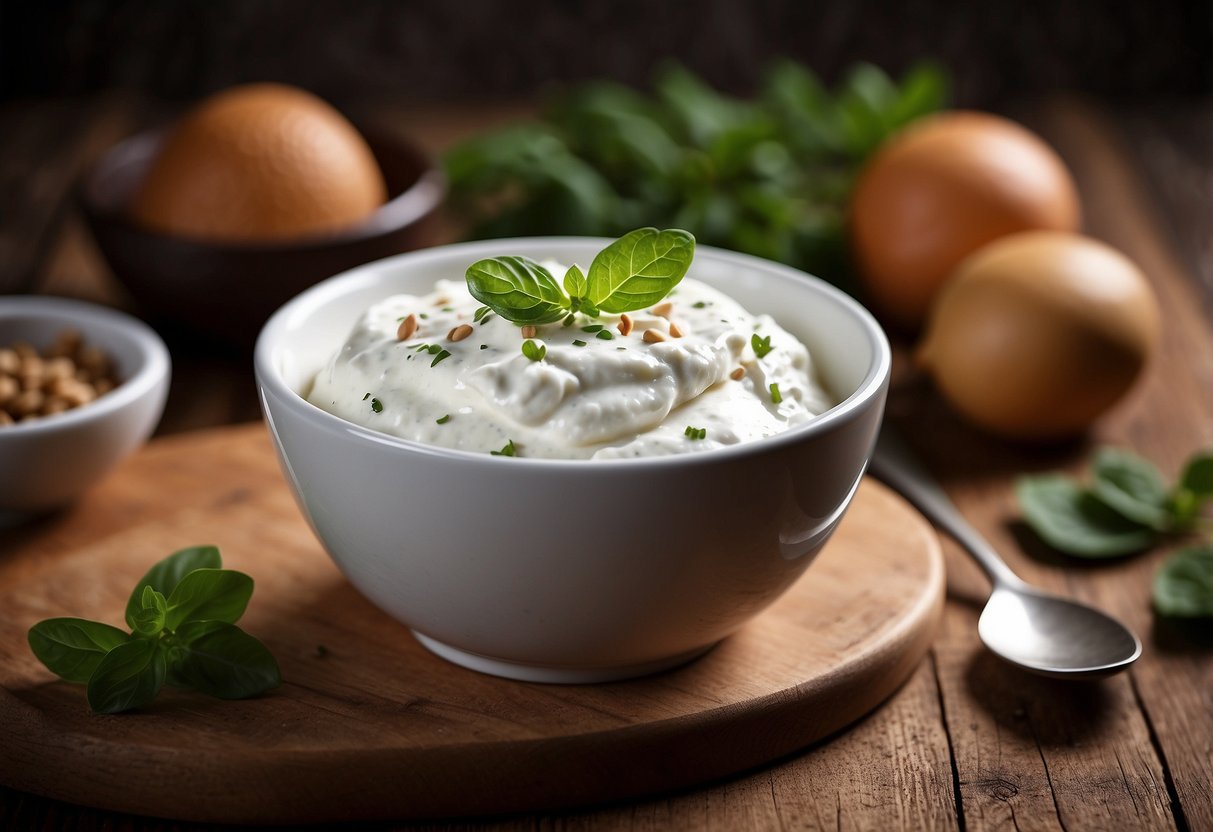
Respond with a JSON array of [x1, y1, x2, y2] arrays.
[[3, 0, 1211, 107]]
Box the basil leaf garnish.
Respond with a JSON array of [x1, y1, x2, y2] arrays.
[[587, 227, 695, 313], [465, 255, 569, 324], [563, 263, 587, 298]]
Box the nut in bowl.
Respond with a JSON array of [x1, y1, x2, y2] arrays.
[[254, 238, 890, 682], [0, 297, 170, 517]]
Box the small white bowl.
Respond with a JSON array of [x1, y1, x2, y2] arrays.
[[256, 239, 890, 683], [0, 297, 170, 516]]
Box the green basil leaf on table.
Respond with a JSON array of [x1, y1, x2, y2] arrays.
[[125, 545, 221, 629], [130, 586, 169, 637], [170, 622, 281, 699], [86, 638, 166, 714], [465, 255, 570, 325], [1016, 475, 1157, 558], [1170, 452, 1213, 528], [1178, 453, 1213, 496], [1090, 447, 1172, 531], [164, 568, 254, 630], [587, 228, 696, 313], [27, 618, 129, 684], [1153, 546, 1213, 618]]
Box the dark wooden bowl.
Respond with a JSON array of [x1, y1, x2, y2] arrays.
[[79, 125, 445, 345]]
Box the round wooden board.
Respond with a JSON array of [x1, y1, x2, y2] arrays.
[[0, 424, 943, 824]]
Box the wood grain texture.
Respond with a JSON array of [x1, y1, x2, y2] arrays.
[[0, 424, 944, 824]]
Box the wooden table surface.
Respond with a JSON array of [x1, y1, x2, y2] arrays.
[[2, 93, 1211, 831]]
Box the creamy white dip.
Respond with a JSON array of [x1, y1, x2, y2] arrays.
[[308, 267, 833, 459]]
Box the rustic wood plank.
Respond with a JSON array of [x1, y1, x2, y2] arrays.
[[1027, 97, 1213, 832]]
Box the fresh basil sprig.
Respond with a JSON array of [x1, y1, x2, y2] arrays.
[[1017, 448, 1213, 619], [1154, 546, 1213, 618], [465, 228, 695, 326], [445, 61, 948, 289], [28, 546, 280, 713], [1017, 448, 1213, 559]]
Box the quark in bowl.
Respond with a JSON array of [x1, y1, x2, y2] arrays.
[[255, 238, 890, 682], [307, 269, 834, 460]]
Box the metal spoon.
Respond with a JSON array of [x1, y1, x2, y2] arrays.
[[869, 430, 1142, 679]]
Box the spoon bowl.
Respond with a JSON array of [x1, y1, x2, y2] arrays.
[[978, 585, 1142, 678], [870, 430, 1142, 679]]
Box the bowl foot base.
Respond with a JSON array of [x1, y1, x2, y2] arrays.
[[411, 632, 717, 684]]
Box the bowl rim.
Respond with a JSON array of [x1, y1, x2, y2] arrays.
[[255, 237, 891, 470], [0, 297, 171, 437], [78, 124, 446, 253]]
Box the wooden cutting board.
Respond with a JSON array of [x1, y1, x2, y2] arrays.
[[0, 424, 944, 824]]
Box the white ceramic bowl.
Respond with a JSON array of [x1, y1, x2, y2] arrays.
[[0, 297, 170, 516], [255, 239, 890, 682]]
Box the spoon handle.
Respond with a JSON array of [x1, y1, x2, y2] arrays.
[[869, 429, 1022, 588]]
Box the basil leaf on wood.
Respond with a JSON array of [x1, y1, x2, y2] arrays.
[[131, 586, 169, 637], [86, 638, 166, 714], [1090, 448, 1171, 531], [1016, 475, 1157, 558], [171, 622, 281, 699], [1172, 452, 1213, 528], [164, 569, 254, 631], [1153, 546, 1213, 618], [27, 618, 129, 684], [125, 545, 221, 629]]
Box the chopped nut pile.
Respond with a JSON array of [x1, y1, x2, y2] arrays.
[[0, 330, 120, 426]]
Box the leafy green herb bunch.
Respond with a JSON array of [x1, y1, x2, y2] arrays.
[[445, 60, 948, 287], [28, 546, 281, 713]]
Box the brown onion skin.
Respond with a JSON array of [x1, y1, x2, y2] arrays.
[[916, 231, 1159, 440], [850, 111, 1081, 332]]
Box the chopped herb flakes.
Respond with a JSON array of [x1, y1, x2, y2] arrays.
[[769, 383, 782, 404], [362, 392, 370, 401], [436, 414, 451, 425], [752, 333, 773, 358], [370, 397, 383, 413], [491, 440, 518, 457], [473, 306, 491, 322], [431, 349, 452, 367], [479, 344, 489, 350], [581, 324, 604, 333], [419, 313, 429, 319], [684, 426, 707, 440], [596, 330, 614, 340], [572, 339, 587, 347], [692, 301, 708, 309], [522, 340, 547, 361]]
